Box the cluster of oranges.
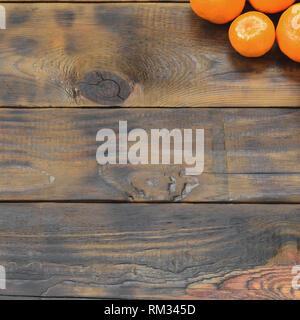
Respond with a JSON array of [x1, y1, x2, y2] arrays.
[[190, 0, 300, 62]]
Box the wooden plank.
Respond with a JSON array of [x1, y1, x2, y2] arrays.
[[2, 0, 187, 2], [1, 3, 300, 107], [0, 202, 299, 299], [0, 108, 299, 202]]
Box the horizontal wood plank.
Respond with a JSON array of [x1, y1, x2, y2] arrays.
[[0, 3, 300, 107], [0, 203, 299, 299], [2, 0, 187, 2], [0, 108, 299, 202]]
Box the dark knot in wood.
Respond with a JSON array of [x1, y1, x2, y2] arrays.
[[78, 71, 131, 105]]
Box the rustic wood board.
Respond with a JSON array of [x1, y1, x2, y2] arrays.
[[0, 1, 299, 301], [0, 3, 299, 107], [0, 108, 299, 202], [2, 0, 187, 2], [0, 203, 299, 299]]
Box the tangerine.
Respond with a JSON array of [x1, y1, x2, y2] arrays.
[[276, 4, 300, 62], [190, 0, 246, 24], [229, 11, 275, 57], [249, 0, 295, 14]]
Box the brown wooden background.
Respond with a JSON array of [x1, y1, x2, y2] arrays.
[[0, 2, 299, 299]]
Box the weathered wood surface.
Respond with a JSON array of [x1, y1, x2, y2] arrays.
[[0, 3, 299, 107], [0, 108, 299, 202], [0, 203, 299, 299], [0, 1, 299, 301], [5, 0, 183, 1]]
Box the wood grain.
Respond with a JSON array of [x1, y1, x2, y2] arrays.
[[0, 3, 299, 107], [0, 108, 299, 202], [3, 0, 187, 2], [0, 203, 299, 299]]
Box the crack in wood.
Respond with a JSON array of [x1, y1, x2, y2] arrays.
[[77, 71, 132, 105]]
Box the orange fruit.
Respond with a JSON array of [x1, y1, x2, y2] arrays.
[[190, 0, 246, 24], [276, 4, 300, 62], [249, 0, 295, 14], [229, 11, 275, 57]]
